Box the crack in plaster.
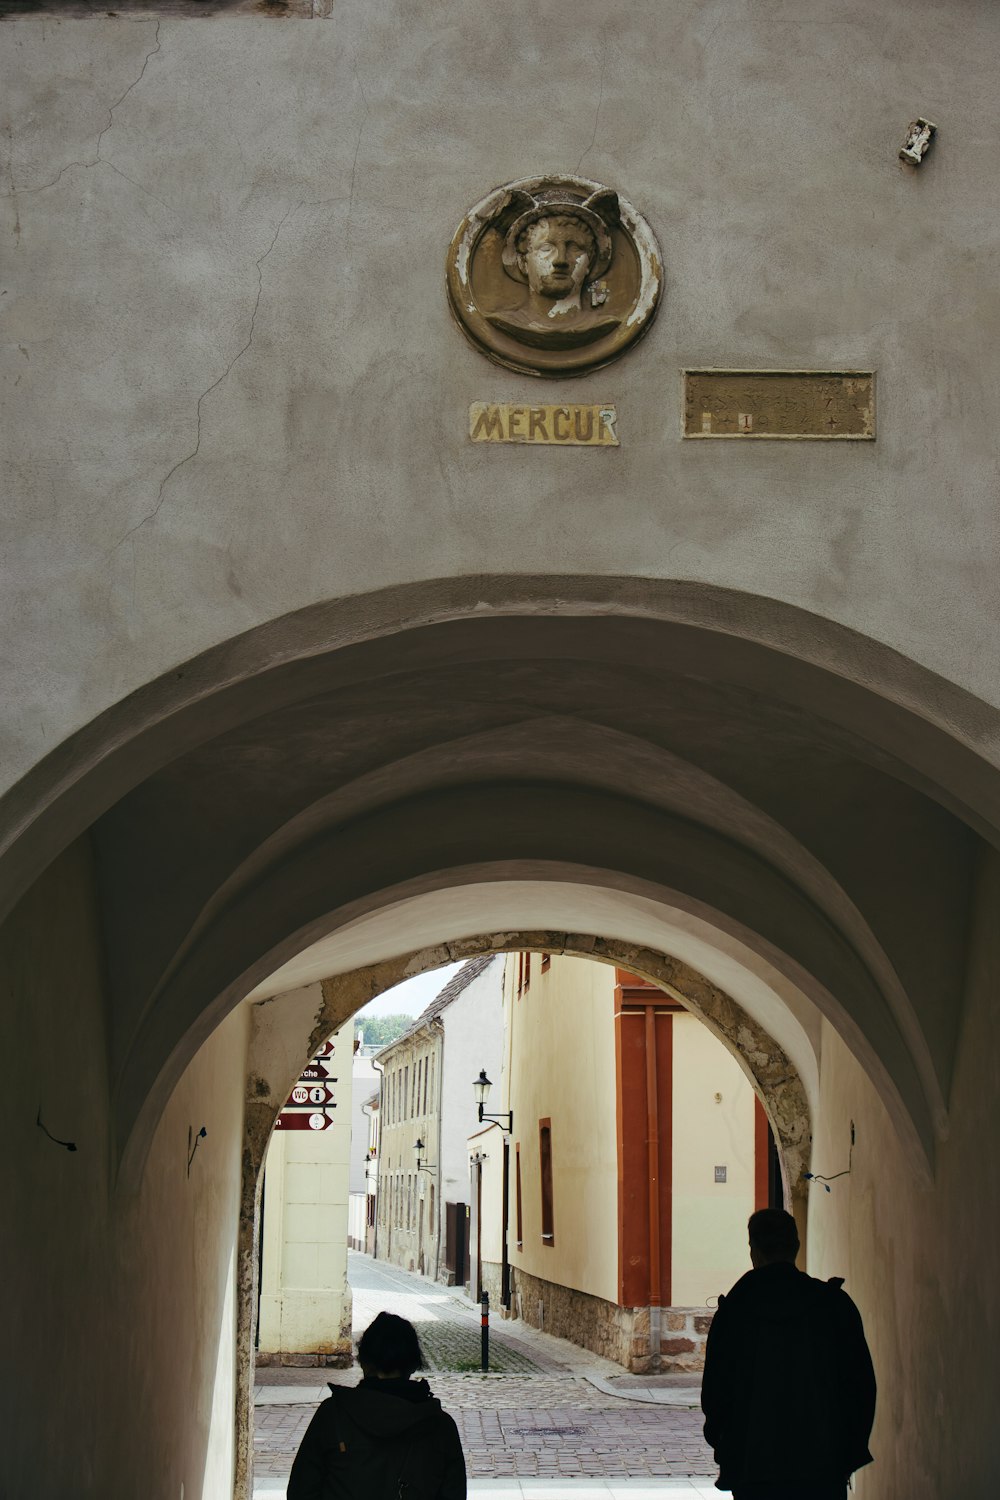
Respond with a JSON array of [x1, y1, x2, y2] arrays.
[[576, 50, 607, 174], [112, 201, 303, 553], [3, 22, 162, 199], [344, 64, 371, 247]]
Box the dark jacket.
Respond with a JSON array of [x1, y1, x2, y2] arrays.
[[287, 1377, 467, 1500], [701, 1262, 876, 1492]]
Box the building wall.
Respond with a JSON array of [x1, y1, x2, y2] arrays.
[[671, 1011, 756, 1305], [3, 7, 1000, 1496], [257, 1020, 353, 1363], [376, 1025, 444, 1276], [507, 954, 619, 1305], [0, 839, 246, 1499], [504, 954, 758, 1366], [2, 0, 999, 808], [439, 960, 505, 1242], [349, 1050, 379, 1195], [805, 845, 1000, 1500]]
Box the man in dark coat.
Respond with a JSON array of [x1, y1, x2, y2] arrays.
[[288, 1312, 467, 1500], [701, 1209, 876, 1499]]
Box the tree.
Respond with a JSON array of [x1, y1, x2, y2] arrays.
[[354, 1012, 412, 1049]]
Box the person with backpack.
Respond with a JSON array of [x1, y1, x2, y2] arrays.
[[700, 1209, 876, 1499], [287, 1311, 467, 1500]]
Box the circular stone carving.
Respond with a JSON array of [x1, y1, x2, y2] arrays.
[[446, 174, 663, 378]]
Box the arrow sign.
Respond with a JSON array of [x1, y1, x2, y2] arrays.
[[313, 1040, 336, 1057], [286, 1084, 336, 1108], [299, 1062, 329, 1082], [276, 1111, 334, 1132]]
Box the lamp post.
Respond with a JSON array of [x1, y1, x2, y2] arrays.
[[472, 1069, 513, 1132], [414, 1137, 435, 1173], [472, 1069, 513, 1312]]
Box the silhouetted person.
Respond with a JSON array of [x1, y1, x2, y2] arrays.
[[701, 1209, 876, 1499], [287, 1311, 467, 1500]]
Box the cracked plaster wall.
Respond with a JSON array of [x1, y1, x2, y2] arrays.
[[2, 0, 1000, 804]]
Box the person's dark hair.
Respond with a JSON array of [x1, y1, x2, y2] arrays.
[[748, 1208, 800, 1260], [357, 1311, 424, 1376]]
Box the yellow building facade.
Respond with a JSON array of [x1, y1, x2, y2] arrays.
[[476, 953, 773, 1370]]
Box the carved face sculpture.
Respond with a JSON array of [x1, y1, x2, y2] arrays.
[[517, 215, 596, 305], [446, 174, 663, 376]]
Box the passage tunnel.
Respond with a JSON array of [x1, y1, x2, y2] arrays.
[[4, 591, 1000, 1496], [4, 1, 1000, 1494]]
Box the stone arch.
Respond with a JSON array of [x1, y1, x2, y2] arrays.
[[3, 574, 999, 924], [2, 577, 995, 1194], [234, 930, 812, 1498]]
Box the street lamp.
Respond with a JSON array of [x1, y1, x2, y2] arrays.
[[414, 1137, 436, 1173], [473, 1069, 513, 1132]]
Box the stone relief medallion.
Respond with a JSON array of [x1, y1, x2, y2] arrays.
[[446, 174, 662, 377]]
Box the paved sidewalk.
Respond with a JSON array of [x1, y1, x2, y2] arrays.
[[254, 1254, 715, 1496]]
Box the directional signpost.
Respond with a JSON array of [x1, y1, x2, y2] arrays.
[[275, 1111, 335, 1132], [278, 1044, 339, 1130], [299, 1061, 330, 1083]]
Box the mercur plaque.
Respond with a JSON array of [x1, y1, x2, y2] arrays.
[[684, 371, 875, 439], [469, 403, 618, 446], [447, 175, 662, 377]]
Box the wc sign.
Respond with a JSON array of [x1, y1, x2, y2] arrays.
[[289, 1084, 335, 1108]]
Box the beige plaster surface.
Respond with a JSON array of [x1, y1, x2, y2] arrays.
[[507, 954, 619, 1306], [257, 1019, 353, 1360], [670, 1013, 756, 1308], [806, 848, 1000, 1496], [0, 840, 247, 1499]]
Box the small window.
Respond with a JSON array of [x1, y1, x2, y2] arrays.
[[539, 1119, 554, 1244], [423, 1054, 429, 1115], [540, 953, 551, 972]]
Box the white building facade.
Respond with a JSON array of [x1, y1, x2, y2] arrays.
[[375, 957, 504, 1282]]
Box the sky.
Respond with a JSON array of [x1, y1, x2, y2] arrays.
[[355, 960, 465, 1019]]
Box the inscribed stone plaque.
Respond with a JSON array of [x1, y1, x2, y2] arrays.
[[469, 402, 619, 446], [684, 370, 874, 439]]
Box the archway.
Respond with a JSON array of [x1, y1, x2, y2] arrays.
[[3, 584, 999, 1499], [235, 925, 814, 1499]]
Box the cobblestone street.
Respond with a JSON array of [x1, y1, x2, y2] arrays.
[[254, 1254, 716, 1494]]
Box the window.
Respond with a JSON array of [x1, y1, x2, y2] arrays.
[[539, 1119, 554, 1244], [540, 952, 551, 972], [517, 951, 532, 998], [515, 1142, 523, 1249], [404, 1065, 409, 1119], [429, 1183, 435, 1228], [416, 1058, 423, 1115], [429, 1055, 436, 1111], [423, 1053, 429, 1114]]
